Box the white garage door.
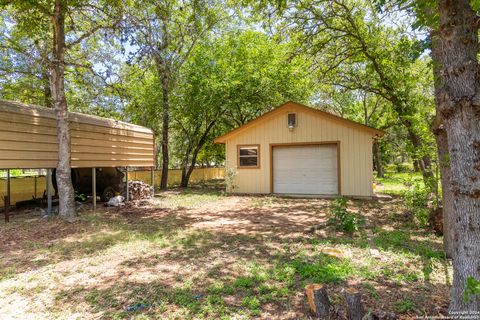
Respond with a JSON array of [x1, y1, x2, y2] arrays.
[[273, 144, 338, 195]]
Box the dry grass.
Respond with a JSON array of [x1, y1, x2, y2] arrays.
[[0, 187, 450, 319]]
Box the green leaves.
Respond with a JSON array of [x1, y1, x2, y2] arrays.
[[463, 277, 480, 303]]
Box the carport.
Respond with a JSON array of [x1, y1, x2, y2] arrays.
[[0, 99, 155, 217]]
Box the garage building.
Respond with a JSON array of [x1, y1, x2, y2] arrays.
[[214, 101, 383, 197]]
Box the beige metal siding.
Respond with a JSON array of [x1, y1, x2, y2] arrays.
[[0, 100, 154, 169], [224, 104, 375, 197]]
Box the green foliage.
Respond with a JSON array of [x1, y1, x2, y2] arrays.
[[289, 256, 355, 283], [463, 277, 480, 303], [384, 163, 413, 173], [241, 296, 260, 315], [75, 192, 87, 202], [394, 298, 415, 313], [372, 229, 443, 259], [327, 197, 362, 233], [401, 180, 430, 228], [395, 162, 414, 173]]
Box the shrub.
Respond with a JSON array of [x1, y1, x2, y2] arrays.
[[463, 277, 480, 303], [224, 168, 238, 192], [401, 181, 430, 228], [327, 197, 362, 233], [395, 162, 413, 173]]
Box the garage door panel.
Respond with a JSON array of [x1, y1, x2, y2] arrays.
[[273, 145, 338, 195]]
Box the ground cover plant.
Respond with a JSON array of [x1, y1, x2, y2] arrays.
[[0, 177, 451, 319]]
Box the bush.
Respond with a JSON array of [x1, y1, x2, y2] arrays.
[[327, 197, 362, 233], [395, 163, 413, 173], [383, 163, 413, 174], [401, 181, 430, 228]]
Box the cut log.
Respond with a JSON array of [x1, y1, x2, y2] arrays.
[[305, 284, 331, 318], [345, 287, 365, 320]]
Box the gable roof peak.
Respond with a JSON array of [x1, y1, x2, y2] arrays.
[[214, 101, 384, 143]]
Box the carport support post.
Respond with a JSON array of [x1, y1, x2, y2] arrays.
[[125, 167, 129, 202], [6, 169, 10, 204], [5, 169, 10, 223], [92, 168, 96, 210], [46, 169, 52, 215], [151, 167, 155, 196]]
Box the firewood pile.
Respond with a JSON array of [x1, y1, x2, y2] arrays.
[[124, 180, 153, 201]]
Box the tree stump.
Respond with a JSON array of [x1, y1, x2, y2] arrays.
[[345, 287, 365, 320], [305, 284, 331, 318]]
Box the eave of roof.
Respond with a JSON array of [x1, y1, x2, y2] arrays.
[[0, 99, 153, 134], [214, 101, 385, 144]]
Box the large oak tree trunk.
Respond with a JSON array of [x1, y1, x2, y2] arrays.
[[435, 127, 454, 258], [51, 0, 76, 222], [436, 0, 480, 311], [430, 30, 454, 259]]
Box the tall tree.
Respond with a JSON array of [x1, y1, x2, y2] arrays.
[[380, 0, 480, 310], [171, 30, 314, 186], [276, 0, 436, 186], [2, 0, 122, 221], [51, 0, 76, 221], [123, 0, 225, 189], [434, 0, 480, 311]]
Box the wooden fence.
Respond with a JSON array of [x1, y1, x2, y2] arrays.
[[0, 168, 225, 207]]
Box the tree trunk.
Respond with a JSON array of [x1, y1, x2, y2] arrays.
[[404, 123, 434, 180], [344, 288, 366, 320], [180, 166, 189, 188], [159, 65, 170, 190], [51, 0, 76, 222], [436, 0, 480, 311], [179, 118, 219, 188], [430, 29, 454, 259], [43, 70, 52, 108], [305, 284, 331, 318], [413, 160, 420, 172], [373, 142, 384, 178], [435, 128, 454, 258]]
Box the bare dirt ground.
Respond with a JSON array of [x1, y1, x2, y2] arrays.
[[0, 188, 450, 319]]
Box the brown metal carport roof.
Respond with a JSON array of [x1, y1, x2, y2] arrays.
[[0, 99, 155, 169]]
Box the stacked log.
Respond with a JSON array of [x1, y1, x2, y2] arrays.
[[124, 180, 153, 201]]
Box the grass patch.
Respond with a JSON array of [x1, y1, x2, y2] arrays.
[[395, 298, 415, 313], [0, 188, 450, 319], [153, 189, 225, 209], [372, 229, 443, 259], [376, 171, 424, 195]]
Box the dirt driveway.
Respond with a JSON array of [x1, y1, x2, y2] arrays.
[[0, 189, 449, 319]]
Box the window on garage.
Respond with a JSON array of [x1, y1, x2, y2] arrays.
[[238, 145, 260, 168]]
